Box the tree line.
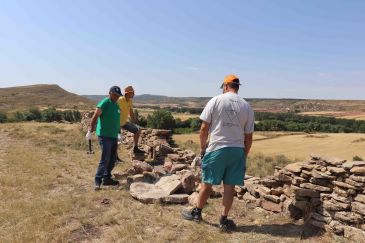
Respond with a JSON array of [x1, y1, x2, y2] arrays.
[[0, 108, 81, 123]]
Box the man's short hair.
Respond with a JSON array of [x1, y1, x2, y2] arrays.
[[227, 82, 240, 91]]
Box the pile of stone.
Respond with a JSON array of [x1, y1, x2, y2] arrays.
[[237, 155, 365, 241]]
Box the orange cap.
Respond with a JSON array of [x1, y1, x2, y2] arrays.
[[124, 86, 135, 94], [220, 74, 241, 88]]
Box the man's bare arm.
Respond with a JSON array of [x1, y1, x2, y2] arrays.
[[200, 121, 210, 156], [89, 108, 102, 132], [244, 133, 253, 156], [129, 108, 136, 123]]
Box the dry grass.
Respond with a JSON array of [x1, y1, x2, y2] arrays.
[[300, 111, 365, 121], [136, 108, 199, 121], [174, 132, 365, 161], [0, 122, 343, 242]]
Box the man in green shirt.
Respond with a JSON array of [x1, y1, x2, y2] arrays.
[[88, 86, 122, 190]]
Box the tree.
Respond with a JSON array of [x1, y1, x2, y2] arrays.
[[147, 110, 175, 130], [0, 112, 7, 123]]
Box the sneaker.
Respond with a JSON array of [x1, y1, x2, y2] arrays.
[[102, 178, 119, 186], [181, 208, 202, 222], [133, 147, 145, 154], [94, 181, 101, 191], [219, 218, 236, 232]]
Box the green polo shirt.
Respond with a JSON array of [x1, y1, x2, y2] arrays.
[[96, 97, 120, 139]]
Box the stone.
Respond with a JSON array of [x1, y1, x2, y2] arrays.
[[152, 165, 167, 176], [310, 154, 322, 160], [151, 129, 171, 137], [294, 188, 320, 198], [163, 158, 173, 172], [276, 173, 293, 183], [351, 166, 365, 175], [113, 172, 129, 180], [181, 172, 196, 194], [332, 181, 357, 190], [245, 182, 261, 198], [308, 219, 326, 229], [142, 172, 159, 183], [328, 166, 346, 174], [345, 178, 365, 188], [240, 192, 257, 203], [328, 220, 344, 235], [350, 175, 365, 183], [171, 164, 189, 173], [271, 187, 284, 196], [323, 157, 346, 166], [312, 171, 336, 180], [158, 144, 174, 154], [162, 194, 189, 204], [155, 175, 182, 195], [323, 200, 350, 211], [263, 194, 281, 203], [280, 194, 287, 202], [343, 161, 365, 170], [188, 192, 199, 206], [355, 194, 365, 204], [284, 162, 304, 173], [343, 226, 365, 242], [333, 187, 351, 197], [261, 178, 282, 188], [130, 182, 168, 204], [331, 193, 353, 204], [260, 200, 282, 213], [352, 202, 365, 216], [300, 183, 332, 192], [127, 174, 146, 186], [334, 211, 364, 224], [309, 177, 331, 187], [316, 206, 332, 217], [301, 163, 315, 170], [292, 177, 307, 186], [167, 153, 182, 162], [130, 152, 145, 161], [255, 185, 271, 196], [311, 212, 331, 223]]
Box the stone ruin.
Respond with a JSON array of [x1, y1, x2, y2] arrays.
[[80, 114, 365, 241]]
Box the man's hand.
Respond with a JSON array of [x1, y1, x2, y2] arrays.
[[85, 130, 93, 140]]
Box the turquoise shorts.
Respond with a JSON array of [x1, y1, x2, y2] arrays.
[[201, 147, 246, 186]]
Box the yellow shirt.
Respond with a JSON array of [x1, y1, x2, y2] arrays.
[[117, 97, 133, 126]]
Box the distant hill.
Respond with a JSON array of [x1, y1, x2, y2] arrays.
[[0, 84, 95, 111], [83, 94, 365, 112]]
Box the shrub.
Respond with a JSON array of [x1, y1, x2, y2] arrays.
[[0, 112, 7, 123], [147, 110, 175, 130], [353, 156, 364, 161]]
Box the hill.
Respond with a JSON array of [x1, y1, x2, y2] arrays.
[[83, 94, 365, 114], [0, 84, 95, 111]]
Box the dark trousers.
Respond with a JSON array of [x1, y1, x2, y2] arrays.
[[95, 136, 117, 185]]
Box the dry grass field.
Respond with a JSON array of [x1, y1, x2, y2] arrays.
[[173, 132, 365, 161], [136, 108, 199, 121], [0, 122, 347, 242]]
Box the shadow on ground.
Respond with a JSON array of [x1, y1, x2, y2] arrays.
[[203, 220, 323, 239]]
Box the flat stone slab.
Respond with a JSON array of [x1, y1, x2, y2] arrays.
[[155, 174, 182, 195], [163, 194, 189, 204], [130, 182, 168, 204]]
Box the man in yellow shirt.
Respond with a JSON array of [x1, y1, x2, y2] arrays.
[[117, 86, 144, 154]]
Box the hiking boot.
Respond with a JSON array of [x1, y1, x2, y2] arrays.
[[219, 218, 236, 232], [102, 178, 119, 186], [133, 147, 145, 154], [181, 207, 202, 222]]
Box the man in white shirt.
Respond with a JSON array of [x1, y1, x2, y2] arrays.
[[182, 75, 254, 231]]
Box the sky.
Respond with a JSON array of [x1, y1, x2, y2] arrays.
[[0, 0, 364, 99]]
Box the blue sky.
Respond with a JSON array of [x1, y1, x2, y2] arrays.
[[0, 0, 364, 99]]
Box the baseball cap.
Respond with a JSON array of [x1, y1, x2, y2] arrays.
[[220, 74, 241, 88], [109, 86, 123, 96], [124, 86, 135, 94]]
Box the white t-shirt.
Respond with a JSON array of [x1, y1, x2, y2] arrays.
[[200, 92, 254, 153]]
